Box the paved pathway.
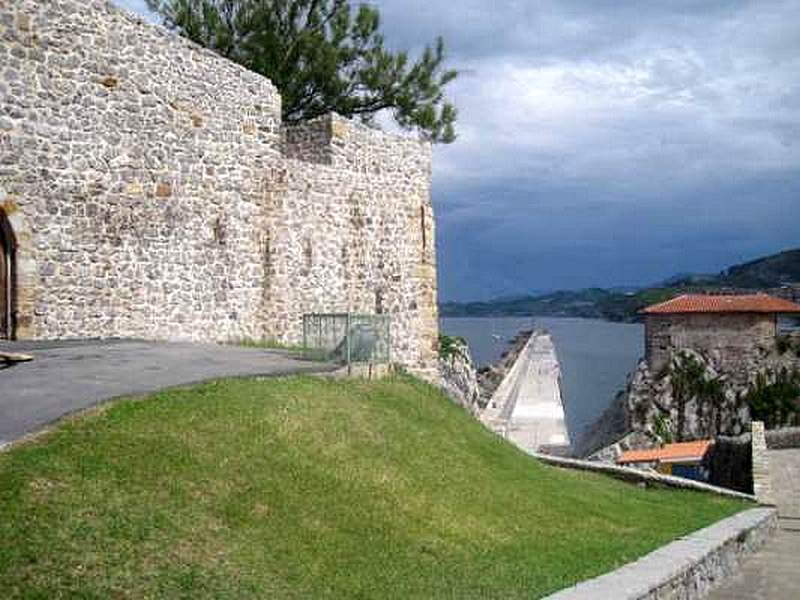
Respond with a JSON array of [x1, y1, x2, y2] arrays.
[[481, 332, 570, 452], [706, 448, 800, 599], [0, 339, 335, 445]]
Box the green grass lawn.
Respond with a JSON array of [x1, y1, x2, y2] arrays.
[[0, 376, 746, 598]]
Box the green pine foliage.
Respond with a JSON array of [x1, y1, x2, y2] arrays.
[[146, 0, 459, 143], [437, 334, 468, 361], [744, 368, 800, 429]]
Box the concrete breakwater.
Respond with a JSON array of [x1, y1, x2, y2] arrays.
[[480, 331, 571, 454]]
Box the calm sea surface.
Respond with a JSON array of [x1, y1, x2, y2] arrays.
[[440, 317, 644, 445]]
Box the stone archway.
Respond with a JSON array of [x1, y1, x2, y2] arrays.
[[0, 191, 35, 340], [0, 208, 15, 339]]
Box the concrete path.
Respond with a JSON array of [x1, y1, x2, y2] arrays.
[[706, 448, 800, 599], [0, 339, 335, 446], [481, 331, 570, 452]]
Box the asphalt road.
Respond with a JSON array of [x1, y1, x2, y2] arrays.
[[0, 339, 336, 445]]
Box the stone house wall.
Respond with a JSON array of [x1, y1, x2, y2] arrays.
[[0, 0, 438, 375], [645, 313, 777, 377]]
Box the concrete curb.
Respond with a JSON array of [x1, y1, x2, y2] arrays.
[[544, 507, 777, 600], [529, 452, 758, 502]]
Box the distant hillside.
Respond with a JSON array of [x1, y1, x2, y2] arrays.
[[441, 248, 800, 321], [440, 287, 676, 321], [680, 248, 800, 289]]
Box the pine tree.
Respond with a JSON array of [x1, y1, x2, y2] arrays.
[[146, 0, 458, 143]]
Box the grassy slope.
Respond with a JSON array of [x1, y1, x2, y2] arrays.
[[0, 376, 745, 599]]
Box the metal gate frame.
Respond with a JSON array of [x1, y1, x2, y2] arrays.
[[302, 313, 391, 365]]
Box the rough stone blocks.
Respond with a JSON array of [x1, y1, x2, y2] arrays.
[[0, 0, 439, 376]]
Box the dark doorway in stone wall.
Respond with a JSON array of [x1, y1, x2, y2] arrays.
[[0, 210, 15, 340]]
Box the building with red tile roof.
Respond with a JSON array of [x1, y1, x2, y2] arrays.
[[641, 293, 800, 375], [641, 293, 800, 315], [617, 440, 713, 480], [617, 440, 713, 465]]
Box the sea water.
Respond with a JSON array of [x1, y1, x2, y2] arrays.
[[440, 316, 643, 446]]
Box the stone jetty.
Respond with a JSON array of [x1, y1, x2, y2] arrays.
[[481, 331, 571, 454]]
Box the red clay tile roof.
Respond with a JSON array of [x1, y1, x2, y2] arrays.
[[641, 293, 800, 315], [617, 440, 713, 465]]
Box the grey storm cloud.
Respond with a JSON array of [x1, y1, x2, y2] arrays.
[[118, 0, 800, 300]]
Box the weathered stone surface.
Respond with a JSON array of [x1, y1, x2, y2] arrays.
[[626, 348, 800, 444], [628, 351, 751, 441], [645, 313, 777, 384], [765, 426, 800, 449], [751, 421, 774, 505], [584, 340, 800, 460], [438, 338, 482, 415], [0, 0, 438, 375], [586, 429, 655, 463], [544, 507, 776, 600]]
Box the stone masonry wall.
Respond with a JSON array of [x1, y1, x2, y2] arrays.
[[645, 313, 776, 379], [0, 0, 438, 374], [272, 115, 438, 374]]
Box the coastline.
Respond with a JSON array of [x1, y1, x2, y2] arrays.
[[480, 330, 571, 455], [442, 316, 643, 453]]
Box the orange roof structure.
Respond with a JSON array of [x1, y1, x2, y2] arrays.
[[617, 440, 713, 465], [641, 293, 800, 315]]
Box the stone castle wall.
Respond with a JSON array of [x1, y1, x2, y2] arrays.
[[645, 313, 776, 379], [0, 0, 438, 374], [268, 114, 438, 371]]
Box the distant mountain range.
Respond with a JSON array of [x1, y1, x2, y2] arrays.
[[440, 248, 800, 322]]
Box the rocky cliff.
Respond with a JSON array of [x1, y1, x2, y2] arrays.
[[476, 330, 533, 400], [438, 331, 536, 416], [438, 337, 482, 415], [584, 344, 800, 460]]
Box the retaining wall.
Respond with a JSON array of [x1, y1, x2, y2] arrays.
[[765, 426, 800, 449], [545, 508, 776, 600], [530, 452, 756, 501]]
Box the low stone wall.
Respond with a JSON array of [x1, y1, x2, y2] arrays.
[[530, 452, 756, 501], [750, 421, 774, 505], [706, 424, 800, 499], [707, 433, 753, 494], [765, 426, 800, 449], [545, 507, 777, 600]]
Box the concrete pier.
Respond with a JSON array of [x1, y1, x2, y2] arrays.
[[481, 331, 571, 453]]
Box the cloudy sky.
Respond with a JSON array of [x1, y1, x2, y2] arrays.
[[118, 0, 800, 301]]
